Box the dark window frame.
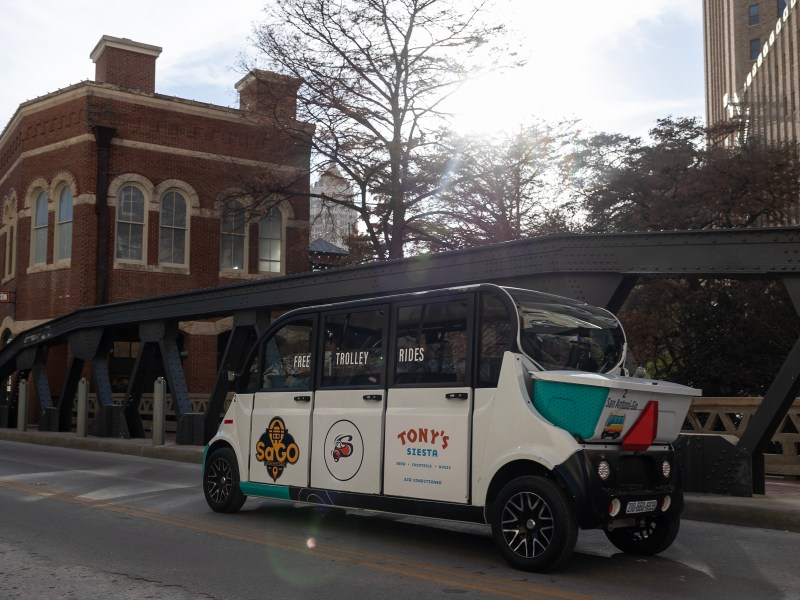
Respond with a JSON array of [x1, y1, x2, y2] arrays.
[[258, 316, 316, 392], [750, 38, 762, 60], [475, 291, 514, 388], [390, 294, 474, 388], [32, 190, 48, 265], [220, 199, 246, 271], [749, 4, 759, 25], [318, 305, 389, 389], [115, 184, 146, 262], [56, 185, 72, 261], [159, 190, 188, 267]]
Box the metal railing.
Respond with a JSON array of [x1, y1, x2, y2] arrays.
[[683, 397, 800, 476], [23, 383, 800, 477]]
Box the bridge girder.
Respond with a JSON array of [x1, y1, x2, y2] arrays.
[[3, 227, 800, 495]]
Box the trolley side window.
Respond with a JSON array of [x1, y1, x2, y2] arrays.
[[321, 308, 386, 387], [477, 292, 513, 387], [259, 319, 314, 391], [393, 298, 469, 386]]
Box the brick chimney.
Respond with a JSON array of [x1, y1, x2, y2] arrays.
[[90, 35, 162, 93], [235, 70, 300, 120]]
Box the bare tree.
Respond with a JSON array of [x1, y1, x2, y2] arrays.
[[424, 121, 579, 250], [248, 0, 507, 259]]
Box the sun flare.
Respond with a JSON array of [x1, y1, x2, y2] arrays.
[[446, 72, 535, 134]]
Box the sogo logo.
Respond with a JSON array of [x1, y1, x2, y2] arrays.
[[255, 416, 300, 482]]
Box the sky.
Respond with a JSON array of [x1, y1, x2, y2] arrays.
[[0, 0, 704, 140]]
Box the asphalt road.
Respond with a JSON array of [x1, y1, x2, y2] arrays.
[[1, 440, 799, 600]]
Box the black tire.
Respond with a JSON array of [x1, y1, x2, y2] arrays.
[[204, 446, 246, 513], [604, 514, 680, 555], [490, 476, 578, 572]]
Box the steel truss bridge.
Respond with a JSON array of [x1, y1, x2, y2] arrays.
[[3, 227, 800, 496]]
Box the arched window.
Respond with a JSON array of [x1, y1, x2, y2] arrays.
[[220, 200, 246, 271], [258, 206, 283, 274], [56, 186, 72, 261], [116, 185, 145, 261], [159, 190, 187, 266], [4, 223, 14, 279], [3, 196, 17, 281], [32, 190, 48, 265]]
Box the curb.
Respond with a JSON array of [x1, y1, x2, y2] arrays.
[[683, 492, 800, 533], [0, 429, 204, 464]]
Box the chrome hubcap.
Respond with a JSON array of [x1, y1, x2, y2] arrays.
[[501, 491, 554, 558], [207, 458, 233, 504]]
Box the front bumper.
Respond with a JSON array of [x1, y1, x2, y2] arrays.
[[555, 446, 683, 530]]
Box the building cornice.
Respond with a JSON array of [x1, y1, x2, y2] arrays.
[[0, 81, 313, 152], [0, 130, 306, 191]]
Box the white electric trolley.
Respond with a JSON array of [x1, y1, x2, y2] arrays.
[[203, 284, 698, 571]]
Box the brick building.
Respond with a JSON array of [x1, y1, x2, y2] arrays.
[[0, 35, 313, 400]]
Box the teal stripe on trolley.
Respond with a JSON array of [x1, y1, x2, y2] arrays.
[[240, 482, 292, 500]]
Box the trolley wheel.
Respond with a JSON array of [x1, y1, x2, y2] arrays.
[[203, 446, 246, 513], [490, 476, 578, 572], [605, 514, 680, 555]]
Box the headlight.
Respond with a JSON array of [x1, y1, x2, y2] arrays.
[[597, 459, 611, 481]]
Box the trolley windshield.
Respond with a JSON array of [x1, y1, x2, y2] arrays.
[[504, 288, 626, 374]]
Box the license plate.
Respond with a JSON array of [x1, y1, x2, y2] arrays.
[[626, 499, 657, 514]]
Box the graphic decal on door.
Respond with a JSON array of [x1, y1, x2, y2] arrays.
[[392, 426, 453, 486], [255, 416, 300, 482], [332, 434, 354, 462], [324, 420, 364, 481], [383, 416, 469, 502]]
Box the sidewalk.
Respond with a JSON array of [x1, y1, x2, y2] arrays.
[[683, 478, 800, 533], [2, 427, 800, 534], [0, 427, 204, 464]]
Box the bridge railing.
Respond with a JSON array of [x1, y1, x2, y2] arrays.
[[68, 393, 234, 435], [57, 394, 800, 475], [683, 397, 800, 476]]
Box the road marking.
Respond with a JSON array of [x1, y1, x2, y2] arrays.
[[0, 476, 597, 600], [0, 469, 194, 500]]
